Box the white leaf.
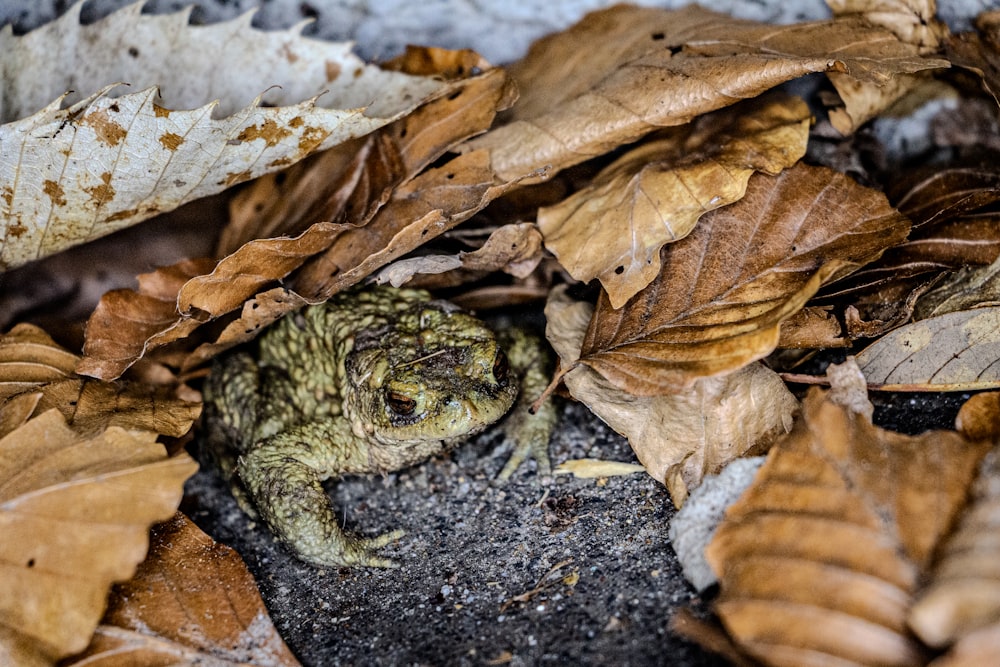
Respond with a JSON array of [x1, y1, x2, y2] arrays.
[[0, 2, 449, 270]]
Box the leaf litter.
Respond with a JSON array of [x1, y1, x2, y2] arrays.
[[2, 0, 1000, 664]]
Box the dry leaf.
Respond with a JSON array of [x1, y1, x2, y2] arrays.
[[553, 459, 647, 479], [536, 93, 811, 308], [462, 4, 947, 182], [1, 323, 199, 438], [822, 0, 948, 133], [815, 162, 1000, 332], [545, 286, 797, 505], [78, 62, 521, 381], [166, 150, 531, 374], [222, 58, 515, 253], [74, 258, 214, 381], [67, 513, 300, 667], [929, 624, 1000, 667], [855, 307, 1000, 391], [956, 391, 1000, 441], [826, 0, 946, 51], [945, 11, 1000, 101], [0, 410, 198, 666], [705, 372, 989, 667], [578, 163, 910, 395], [910, 447, 1000, 649], [776, 305, 849, 349], [373, 222, 544, 288], [0, 4, 448, 270], [913, 252, 1000, 319]]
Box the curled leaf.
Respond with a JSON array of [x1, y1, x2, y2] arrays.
[[578, 163, 909, 394], [68, 514, 300, 666], [0, 410, 198, 665], [373, 222, 544, 288], [706, 376, 989, 666], [545, 286, 797, 505], [2, 323, 199, 438], [537, 93, 811, 308], [463, 4, 946, 182]]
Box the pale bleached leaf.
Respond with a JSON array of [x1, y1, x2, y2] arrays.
[[0, 3, 449, 270]]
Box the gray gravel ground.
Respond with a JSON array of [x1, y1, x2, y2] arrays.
[[185, 400, 729, 666]]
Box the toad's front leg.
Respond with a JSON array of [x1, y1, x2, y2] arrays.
[[495, 328, 559, 482], [237, 420, 403, 568]]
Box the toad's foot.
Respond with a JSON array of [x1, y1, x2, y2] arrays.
[[494, 328, 558, 482], [495, 402, 556, 482], [238, 427, 404, 568]]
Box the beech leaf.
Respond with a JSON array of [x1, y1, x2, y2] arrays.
[[578, 163, 910, 394], [910, 446, 1000, 650], [705, 370, 989, 667], [536, 93, 811, 308], [855, 307, 1000, 391], [545, 286, 797, 505], [0, 2, 449, 270], [1, 323, 199, 438], [0, 410, 198, 666], [462, 4, 947, 182], [67, 513, 300, 667]]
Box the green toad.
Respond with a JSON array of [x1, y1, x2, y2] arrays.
[[202, 285, 555, 567]]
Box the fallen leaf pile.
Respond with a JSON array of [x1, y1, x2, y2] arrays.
[[680, 360, 1000, 666], [2, 0, 1000, 664]]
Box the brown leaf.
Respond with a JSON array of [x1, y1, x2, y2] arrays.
[[824, 0, 948, 133], [826, 0, 946, 51], [705, 369, 989, 666], [461, 4, 946, 182], [175, 150, 530, 373], [222, 61, 515, 253], [913, 252, 1000, 319], [78, 61, 520, 381], [1, 324, 199, 438], [76, 258, 215, 380], [66, 513, 299, 667], [827, 72, 927, 135], [855, 307, 1000, 391], [0, 410, 198, 665], [373, 222, 544, 288], [815, 159, 1000, 336], [544, 286, 797, 505], [929, 624, 1000, 667], [289, 149, 532, 300], [578, 163, 910, 394], [945, 11, 1000, 101], [956, 391, 1000, 441], [776, 305, 849, 349], [910, 447, 1000, 649], [536, 93, 810, 308]]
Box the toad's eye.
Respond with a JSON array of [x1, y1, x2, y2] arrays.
[[493, 350, 509, 383], [386, 391, 417, 416]]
